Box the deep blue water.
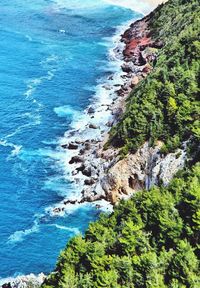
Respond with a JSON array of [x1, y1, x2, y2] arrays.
[[0, 0, 139, 279]]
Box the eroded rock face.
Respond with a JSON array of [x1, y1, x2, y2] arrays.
[[100, 142, 187, 204]]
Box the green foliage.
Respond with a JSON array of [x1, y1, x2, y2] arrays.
[[108, 0, 200, 155], [41, 1, 200, 287], [42, 163, 200, 287]]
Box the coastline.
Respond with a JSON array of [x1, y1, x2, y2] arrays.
[[49, 12, 163, 216], [1, 8, 162, 288]]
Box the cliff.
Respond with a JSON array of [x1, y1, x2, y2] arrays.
[[41, 0, 200, 287], [63, 0, 199, 207], [3, 0, 200, 287], [38, 0, 200, 287]]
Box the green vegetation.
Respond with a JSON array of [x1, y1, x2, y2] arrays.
[[42, 163, 200, 287], [108, 0, 200, 156], [42, 0, 200, 287]]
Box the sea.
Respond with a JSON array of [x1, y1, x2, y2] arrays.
[[0, 0, 142, 281]]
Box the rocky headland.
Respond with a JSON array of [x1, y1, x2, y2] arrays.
[[50, 13, 186, 215]]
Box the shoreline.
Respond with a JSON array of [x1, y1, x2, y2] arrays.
[[49, 12, 163, 215], [1, 6, 166, 288]]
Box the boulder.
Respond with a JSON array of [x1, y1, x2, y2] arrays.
[[2, 284, 11, 288], [76, 164, 85, 172], [82, 167, 92, 177], [106, 120, 114, 127], [69, 156, 84, 164], [85, 142, 91, 150], [116, 88, 125, 97], [64, 199, 77, 205], [121, 64, 132, 73], [84, 178, 96, 186], [87, 106, 95, 114], [68, 142, 79, 150], [89, 124, 98, 129], [131, 76, 139, 87]]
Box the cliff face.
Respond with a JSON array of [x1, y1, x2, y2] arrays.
[[101, 141, 187, 204], [49, 0, 199, 213], [41, 0, 200, 287]]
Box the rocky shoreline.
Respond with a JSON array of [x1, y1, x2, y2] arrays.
[[49, 13, 168, 215], [2, 10, 189, 288], [1, 273, 45, 288]]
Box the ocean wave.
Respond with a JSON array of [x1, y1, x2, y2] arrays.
[[1, 117, 41, 145], [52, 0, 107, 11], [0, 273, 45, 287], [48, 224, 80, 234], [54, 105, 82, 120], [103, 0, 164, 14], [44, 18, 135, 215], [7, 220, 39, 244], [0, 139, 22, 158]]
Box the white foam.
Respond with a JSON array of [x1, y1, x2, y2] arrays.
[[7, 220, 39, 244], [0, 139, 22, 158], [42, 19, 134, 214], [52, 0, 106, 10], [0, 273, 46, 287], [49, 224, 80, 234], [103, 0, 166, 14], [54, 105, 82, 120]]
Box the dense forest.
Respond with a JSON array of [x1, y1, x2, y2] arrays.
[[109, 0, 200, 156], [42, 163, 200, 288], [42, 0, 200, 287]]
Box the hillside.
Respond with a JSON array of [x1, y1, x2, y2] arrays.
[[41, 0, 200, 287], [109, 0, 200, 157], [42, 163, 200, 288]]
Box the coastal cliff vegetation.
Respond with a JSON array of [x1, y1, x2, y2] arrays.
[[42, 163, 200, 288], [42, 0, 200, 287], [108, 0, 200, 156]]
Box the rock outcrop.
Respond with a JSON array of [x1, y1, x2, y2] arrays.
[[50, 13, 187, 214], [100, 142, 187, 204], [2, 273, 46, 288]]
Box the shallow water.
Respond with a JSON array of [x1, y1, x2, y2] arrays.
[[0, 0, 140, 279]]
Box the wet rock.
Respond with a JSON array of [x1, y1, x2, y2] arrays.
[[2, 284, 12, 288], [68, 142, 79, 150], [112, 107, 123, 119], [64, 199, 77, 205], [84, 178, 96, 186], [82, 167, 92, 177], [116, 88, 125, 97], [61, 144, 68, 149], [53, 207, 62, 213], [69, 156, 84, 164], [121, 64, 132, 73], [106, 120, 114, 127], [87, 106, 95, 114], [89, 124, 98, 129], [72, 170, 78, 176], [103, 84, 111, 90], [76, 164, 85, 172], [85, 142, 91, 150], [79, 149, 85, 155]]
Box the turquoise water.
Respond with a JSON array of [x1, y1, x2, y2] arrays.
[[0, 0, 139, 279]]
